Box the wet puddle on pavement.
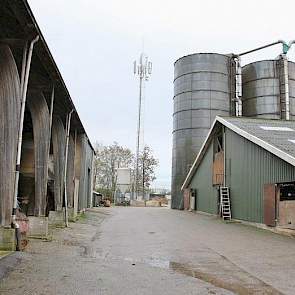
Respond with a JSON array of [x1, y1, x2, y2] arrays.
[[124, 257, 283, 295]]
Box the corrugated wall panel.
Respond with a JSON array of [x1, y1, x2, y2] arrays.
[[189, 144, 218, 214], [52, 116, 66, 211], [78, 134, 94, 210], [66, 135, 75, 208], [225, 129, 295, 223], [0, 45, 20, 226], [78, 134, 87, 210], [27, 92, 50, 216]]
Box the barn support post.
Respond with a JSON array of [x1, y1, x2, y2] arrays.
[[0, 44, 21, 250], [45, 86, 54, 195], [90, 152, 95, 207], [70, 129, 80, 221], [64, 110, 74, 227], [69, 129, 78, 221], [12, 36, 39, 247]]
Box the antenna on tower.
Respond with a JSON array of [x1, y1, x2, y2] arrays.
[[133, 52, 152, 200]]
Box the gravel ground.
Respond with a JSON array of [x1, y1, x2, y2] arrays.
[[1, 207, 295, 294]]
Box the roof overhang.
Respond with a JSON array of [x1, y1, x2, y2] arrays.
[[0, 0, 95, 152]]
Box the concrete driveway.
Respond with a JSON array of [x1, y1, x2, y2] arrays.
[[1, 207, 294, 294]]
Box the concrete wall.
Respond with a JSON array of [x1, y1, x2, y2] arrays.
[[0, 228, 15, 250]]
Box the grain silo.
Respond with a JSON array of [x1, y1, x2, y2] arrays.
[[242, 56, 295, 119], [172, 53, 235, 209]]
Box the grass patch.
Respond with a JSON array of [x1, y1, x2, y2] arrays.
[[76, 212, 87, 221]]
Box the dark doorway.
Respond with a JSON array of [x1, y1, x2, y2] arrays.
[[18, 108, 35, 216], [278, 182, 295, 229]]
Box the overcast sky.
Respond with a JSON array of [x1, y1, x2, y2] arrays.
[[29, 0, 295, 188]]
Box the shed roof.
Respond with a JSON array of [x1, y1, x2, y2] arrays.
[[181, 116, 295, 190]]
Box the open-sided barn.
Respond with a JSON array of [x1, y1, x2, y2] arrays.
[[0, 0, 95, 250]]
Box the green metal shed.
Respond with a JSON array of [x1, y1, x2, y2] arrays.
[[182, 116, 295, 227]]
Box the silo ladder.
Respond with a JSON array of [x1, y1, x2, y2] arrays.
[[220, 187, 231, 220]]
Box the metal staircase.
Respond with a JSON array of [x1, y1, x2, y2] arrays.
[[220, 187, 231, 220]]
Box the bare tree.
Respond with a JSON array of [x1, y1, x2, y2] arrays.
[[95, 142, 158, 200], [134, 145, 159, 195], [94, 142, 133, 199]]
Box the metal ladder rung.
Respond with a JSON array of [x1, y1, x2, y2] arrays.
[[220, 186, 231, 221]]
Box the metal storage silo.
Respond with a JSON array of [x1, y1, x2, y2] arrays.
[[172, 53, 232, 209], [288, 61, 295, 119], [242, 58, 295, 119]]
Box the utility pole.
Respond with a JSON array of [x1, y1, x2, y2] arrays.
[[142, 152, 145, 200], [133, 53, 152, 200]]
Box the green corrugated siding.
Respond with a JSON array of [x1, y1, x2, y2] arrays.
[[225, 128, 295, 223], [189, 144, 218, 214]]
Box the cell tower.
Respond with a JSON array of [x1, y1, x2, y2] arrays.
[[133, 53, 152, 200]]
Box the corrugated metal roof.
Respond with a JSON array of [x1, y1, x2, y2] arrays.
[[221, 117, 295, 159], [182, 116, 295, 190]]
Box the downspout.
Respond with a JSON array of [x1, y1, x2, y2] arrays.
[[233, 56, 242, 117], [281, 54, 290, 120], [20, 41, 28, 98], [223, 126, 226, 187], [280, 39, 295, 120], [48, 86, 55, 142], [64, 109, 74, 227], [12, 35, 39, 250]]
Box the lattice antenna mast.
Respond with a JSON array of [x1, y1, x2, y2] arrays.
[[133, 53, 152, 200]]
